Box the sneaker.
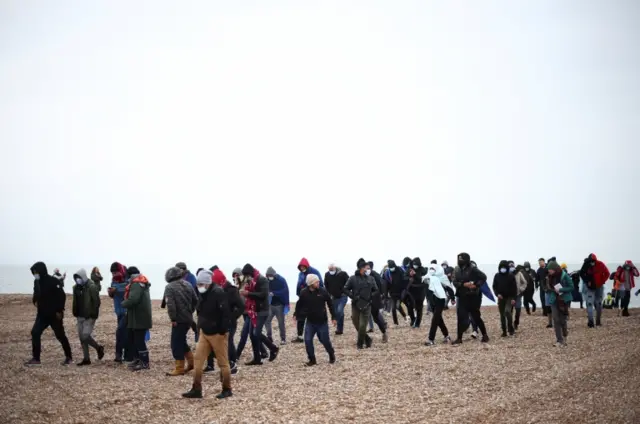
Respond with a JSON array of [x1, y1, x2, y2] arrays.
[[425, 340, 435, 346], [203, 365, 215, 373], [305, 359, 317, 367], [76, 359, 91, 366], [356, 345, 364, 350], [405, 316, 410, 324], [244, 359, 263, 366], [443, 336, 451, 344], [481, 335, 490, 343], [335, 331, 343, 335], [470, 331, 478, 339], [24, 359, 41, 367], [269, 348, 279, 362], [509, 331, 515, 337], [553, 342, 567, 348], [182, 387, 203, 399], [329, 353, 336, 364], [230, 361, 238, 375], [280, 340, 287, 345], [97, 345, 105, 360], [588, 320, 595, 328], [291, 337, 303, 343], [216, 389, 233, 400], [451, 338, 463, 346], [532, 305, 536, 313], [131, 361, 149, 371], [382, 333, 388, 343], [61, 358, 73, 366], [126, 360, 138, 368]]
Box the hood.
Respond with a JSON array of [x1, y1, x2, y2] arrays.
[[356, 258, 367, 270], [131, 275, 150, 287], [589, 253, 598, 261], [367, 261, 375, 270], [232, 268, 242, 277], [30, 262, 48, 276], [73, 268, 89, 283], [388, 260, 398, 269], [442, 261, 449, 267], [412, 257, 422, 268], [298, 258, 311, 271], [266, 266, 277, 276], [212, 269, 226, 286], [524, 261, 531, 269], [127, 266, 140, 276], [498, 260, 509, 270], [165, 267, 184, 283], [429, 264, 445, 278], [458, 253, 471, 266], [209, 265, 219, 272], [402, 257, 412, 268], [625, 260, 633, 267]]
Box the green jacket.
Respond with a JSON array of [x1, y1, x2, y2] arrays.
[[546, 271, 574, 305], [72, 269, 100, 319], [121, 276, 153, 330]]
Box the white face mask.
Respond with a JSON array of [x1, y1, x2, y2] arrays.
[[500, 268, 507, 274], [197, 286, 209, 294], [509, 267, 515, 273], [33, 274, 40, 280], [75, 277, 84, 285], [429, 269, 436, 276], [268, 277, 274, 281], [365, 269, 371, 276], [413, 265, 419, 269], [389, 268, 396, 272], [329, 270, 336, 275]]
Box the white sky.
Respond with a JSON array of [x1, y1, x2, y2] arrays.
[[1, 0, 639, 268]]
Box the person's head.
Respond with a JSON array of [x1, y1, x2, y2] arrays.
[[457, 253, 471, 268], [306, 274, 320, 291], [266, 266, 277, 281], [412, 257, 422, 269], [607, 292, 612, 297], [507, 261, 515, 273], [92, 266, 100, 274], [175, 262, 188, 276], [367, 261, 375, 271], [587, 253, 598, 267], [524, 261, 531, 271], [499, 260, 509, 274], [53, 268, 60, 275], [328, 263, 336, 275], [357, 258, 370, 276], [165, 267, 183, 283], [547, 261, 561, 277], [538, 258, 545, 268], [242, 264, 255, 282], [298, 258, 310, 273], [126, 266, 140, 277], [560, 263, 567, 271], [232, 268, 243, 284], [196, 270, 213, 294], [387, 259, 397, 272], [430, 259, 438, 265], [212, 269, 226, 287], [442, 260, 449, 267], [624, 260, 633, 270], [402, 257, 412, 268]]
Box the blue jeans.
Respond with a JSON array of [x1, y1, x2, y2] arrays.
[[333, 296, 348, 333], [304, 322, 334, 361], [250, 314, 277, 361], [228, 322, 237, 363], [236, 316, 251, 359], [115, 313, 128, 360], [585, 286, 604, 322], [170, 323, 191, 360], [515, 294, 523, 309]]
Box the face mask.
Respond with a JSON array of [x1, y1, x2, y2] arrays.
[[268, 277, 274, 281], [197, 286, 209, 294], [300, 268, 307, 273], [413, 265, 419, 269], [33, 274, 40, 281], [500, 268, 507, 274], [525, 268, 530, 271], [75, 277, 84, 285], [389, 268, 396, 272], [590, 262, 595, 267], [624, 266, 630, 270], [429, 269, 436, 276], [509, 267, 515, 273], [365, 270, 371, 276], [329, 271, 336, 275]]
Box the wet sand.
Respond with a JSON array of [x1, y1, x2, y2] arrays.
[[0, 294, 638, 424]]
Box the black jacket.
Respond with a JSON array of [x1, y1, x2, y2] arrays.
[[30, 262, 66, 317], [246, 275, 270, 315], [325, 270, 350, 299], [344, 273, 379, 311], [493, 261, 518, 298], [386, 260, 407, 296], [223, 281, 245, 321], [370, 270, 383, 309], [197, 285, 231, 335], [535, 266, 547, 288], [453, 265, 488, 297], [294, 287, 335, 324]]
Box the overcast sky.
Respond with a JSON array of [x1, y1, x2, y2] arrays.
[[1, 0, 638, 268]]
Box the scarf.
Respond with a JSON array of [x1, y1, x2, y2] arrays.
[[125, 275, 149, 300], [244, 277, 258, 326]]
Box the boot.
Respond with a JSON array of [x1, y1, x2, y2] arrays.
[[216, 389, 233, 399], [514, 308, 521, 330], [305, 358, 317, 367], [382, 332, 388, 343], [329, 353, 336, 364], [182, 384, 203, 399], [588, 320, 594, 328], [622, 308, 630, 317], [184, 352, 194, 373], [166, 360, 185, 376]]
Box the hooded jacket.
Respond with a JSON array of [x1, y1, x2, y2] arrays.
[[614, 261, 639, 290], [514, 265, 529, 296], [523, 262, 536, 295], [493, 261, 518, 299], [453, 253, 488, 297], [121, 273, 153, 330], [90, 268, 103, 292], [294, 286, 335, 324], [197, 284, 231, 335], [579, 253, 610, 289], [222, 280, 245, 321], [325, 267, 350, 298], [266, 267, 290, 307], [296, 258, 324, 296], [72, 268, 101, 319], [30, 262, 66, 316], [344, 271, 379, 311], [406, 257, 427, 289], [163, 267, 198, 324], [401, 257, 412, 272], [384, 260, 408, 296], [426, 264, 455, 300], [246, 273, 271, 315]]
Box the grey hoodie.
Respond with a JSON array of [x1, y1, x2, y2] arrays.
[[266, 266, 277, 276]]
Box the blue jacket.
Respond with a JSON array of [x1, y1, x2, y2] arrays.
[[111, 281, 128, 316], [269, 274, 290, 314], [184, 271, 197, 292], [297, 267, 324, 296]]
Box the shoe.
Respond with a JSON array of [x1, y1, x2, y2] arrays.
[[114, 358, 123, 364], [546, 324, 553, 329], [305, 359, 317, 367], [451, 339, 463, 346], [481, 335, 490, 343], [382, 333, 388, 343], [216, 389, 233, 399], [166, 360, 185, 376], [595, 319, 601, 327], [335, 331, 343, 335], [329, 353, 336, 364], [61, 358, 73, 366], [509, 331, 515, 337], [244, 359, 263, 366], [443, 336, 451, 344], [126, 360, 138, 369], [588, 320, 594, 328], [622, 309, 630, 317], [543, 312, 547, 317], [514, 324, 519, 331], [24, 359, 41, 367], [260, 351, 269, 359], [553, 342, 567, 348], [501, 332, 507, 338], [425, 340, 435, 346], [470, 331, 478, 339], [365, 337, 372, 348], [532, 305, 536, 313], [203, 365, 215, 373], [367, 328, 374, 333], [230, 361, 238, 375], [184, 351, 195, 373], [405, 316, 410, 323], [131, 361, 149, 371], [280, 340, 287, 345], [97, 345, 105, 360], [182, 386, 203, 399], [526, 310, 531, 315], [77, 359, 91, 366], [292, 337, 303, 343], [269, 348, 279, 362]]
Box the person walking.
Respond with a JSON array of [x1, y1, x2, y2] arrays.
[[108, 262, 130, 363], [385, 260, 408, 326], [613, 261, 638, 317], [164, 266, 198, 376], [536, 258, 548, 316], [294, 274, 337, 366], [343, 259, 378, 349], [265, 267, 289, 345], [580, 253, 610, 327], [211, 269, 244, 374], [493, 261, 517, 337], [522, 261, 537, 314], [425, 264, 454, 346], [513, 264, 529, 330], [406, 258, 428, 328], [121, 266, 153, 371], [545, 261, 573, 347], [452, 253, 489, 344], [293, 258, 324, 343], [72, 268, 105, 366], [324, 263, 350, 335]]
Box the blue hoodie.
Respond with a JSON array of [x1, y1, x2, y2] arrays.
[[296, 258, 324, 296], [267, 266, 290, 314]]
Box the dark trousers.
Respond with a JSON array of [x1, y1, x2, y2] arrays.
[[249, 314, 278, 361], [170, 323, 191, 360], [332, 296, 348, 333], [428, 297, 449, 341], [304, 322, 335, 361], [408, 286, 426, 327], [115, 313, 129, 360], [403, 291, 416, 324], [370, 308, 387, 333], [456, 295, 487, 339], [297, 317, 305, 337], [391, 296, 407, 325], [540, 289, 549, 315], [498, 298, 515, 334], [523, 292, 536, 313], [31, 313, 72, 361], [131, 328, 149, 364], [621, 291, 631, 314], [190, 321, 199, 343], [227, 322, 237, 363]]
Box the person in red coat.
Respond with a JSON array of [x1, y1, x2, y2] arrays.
[[579, 253, 610, 328], [614, 261, 639, 317]]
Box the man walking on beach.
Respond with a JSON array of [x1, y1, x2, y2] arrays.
[[580, 253, 610, 327], [25, 262, 73, 366], [265, 267, 289, 345], [344, 258, 378, 349], [536, 258, 548, 316], [292, 258, 323, 343], [452, 253, 490, 345], [72, 268, 105, 366], [325, 263, 350, 335]]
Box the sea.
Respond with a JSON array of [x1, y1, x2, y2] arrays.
[[1, 262, 637, 308]]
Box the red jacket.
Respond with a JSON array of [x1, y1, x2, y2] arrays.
[[614, 261, 639, 289], [581, 254, 610, 289]]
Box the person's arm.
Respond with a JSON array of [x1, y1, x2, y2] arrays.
[[324, 290, 336, 321], [247, 279, 268, 300], [164, 286, 177, 322], [90, 284, 100, 318], [370, 278, 379, 298], [343, 277, 354, 298], [233, 288, 246, 318], [190, 285, 199, 311], [601, 263, 610, 282], [121, 284, 142, 309], [492, 274, 500, 296], [560, 274, 574, 293], [633, 266, 640, 277], [296, 274, 304, 296], [293, 291, 305, 318]]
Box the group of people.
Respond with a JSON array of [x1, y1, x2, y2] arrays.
[[24, 253, 638, 400]]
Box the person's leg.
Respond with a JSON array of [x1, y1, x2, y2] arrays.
[[585, 289, 595, 325], [404, 292, 416, 325], [134, 329, 149, 368], [435, 297, 448, 338], [30, 315, 49, 362], [498, 298, 507, 334], [227, 323, 237, 363], [304, 322, 317, 361], [50, 314, 72, 360], [275, 305, 286, 342], [540, 288, 547, 316], [211, 334, 231, 393], [397, 299, 407, 318], [368, 314, 374, 331], [595, 287, 604, 325], [352, 308, 363, 347], [77, 318, 90, 360], [414, 290, 426, 328], [236, 316, 250, 358], [621, 290, 631, 316], [456, 298, 470, 340], [362, 308, 373, 346], [191, 332, 212, 392], [372, 308, 386, 332], [428, 298, 444, 342], [334, 296, 347, 333], [191, 321, 199, 343], [115, 313, 126, 360], [316, 322, 335, 359], [248, 319, 261, 361], [551, 303, 564, 344], [296, 317, 305, 339], [469, 300, 488, 337], [514, 295, 522, 329], [266, 305, 276, 341], [391, 298, 399, 325], [505, 300, 514, 334]]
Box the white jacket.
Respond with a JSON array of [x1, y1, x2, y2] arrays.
[[424, 264, 454, 300]]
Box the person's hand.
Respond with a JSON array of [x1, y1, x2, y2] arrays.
[[497, 294, 503, 300], [269, 292, 274, 297], [171, 321, 177, 327], [331, 320, 337, 327], [465, 282, 475, 289], [511, 299, 516, 306], [240, 290, 248, 296]]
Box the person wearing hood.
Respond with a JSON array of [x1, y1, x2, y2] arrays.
[[344, 258, 379, 349], [265, 267, 289, 345], [406, 257, 428, 328], [493, 261, 518, 337], [72, 268, 104, 366], [52, 268, 67, 286], [384, 260, 408, 326], [568, 270, 583, 309], [293, 258, 324, 343], [545, 261, 573, 347], [164, 267, 199, 376], [580, 253, 610, 327], [182, 269, 233, 400], [425, 264, 454, 346], [535, 258, 548, 316], [294, 274, 337, 366], [401, 257, 412, 273], [325, 263, 350, 335], [25, 262, 73, 366], [513, 264, 528, 331], [613, 261, 638, 317], [366, 261, 388, 339], [108, 262, 131, 362], [441, 261, 454, 309], [233, 267, 258, 361], [121, 266, 153, 371], [240, 264, 280, 365], [175, 262, 199, 341], [522, 261, 537, 314], [452, 253, 490, 344], [90, 267, 103, 292]]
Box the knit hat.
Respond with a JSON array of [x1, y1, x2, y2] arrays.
[[547, 261, 561, 272], [560, 263, 567, 270], [356, 258, 367, 269], [212, 269, 226, 286], [175, 262, 187, 271], [127, 266, 140, 276], [242, 263, 255, 276], [197, 269, 213, 285], [232, 267, 242, 277], [266, 266, 276, 277], [165, 267, 183, 283], [306, 274, 320, 286]]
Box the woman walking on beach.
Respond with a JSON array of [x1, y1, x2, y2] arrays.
[[72, 268, 105, 365], [121, 266, 153, 371], [545, 261, 573, 347], [425, 264, 453, 346], [90, 267, 103, 292]]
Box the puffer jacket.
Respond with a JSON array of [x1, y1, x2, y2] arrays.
[[121, 275, 153, 330]]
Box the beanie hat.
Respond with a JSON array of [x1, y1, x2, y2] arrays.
[[165, 267, 183, 283], [547, 261, 561, 272], [306, 274, 320, 286], [175, 262, 187, 271], [560, 263, 567, 270], [356, 258, 367, 269], [232, 268, 242, 277], [242, 263, 255, 276], [127, 266, 140, 276], [266, 266, 277, 277], [197, 270, 213, 285], [212, 269, 226, 286]]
